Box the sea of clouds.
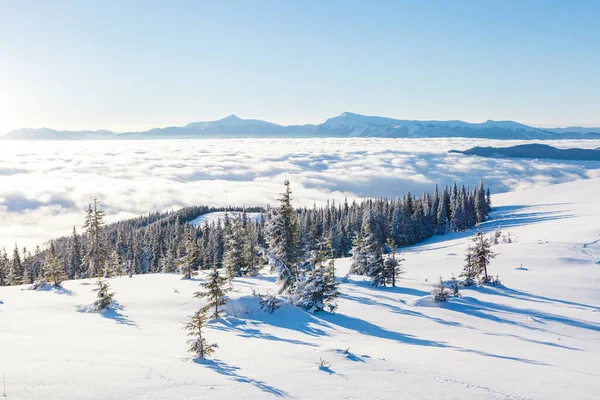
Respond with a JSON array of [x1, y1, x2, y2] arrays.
[[1, 138, 600, 251]]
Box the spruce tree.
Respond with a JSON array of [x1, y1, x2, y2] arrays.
[[92, 279, 115, 312], [83, 199, 108, 277], [0, 248, 9, 286], [223, 216, 246, 279], [431, 275, 451, 303], [180, 225, 199, 280], [471, 225, 497, 283], [105, 250, 122, 278], [183, 309, 214, 359], [68, 227, 84, 279], [44, 242, 66, 286], [460, 245, 477, 286], [295, 238, 339, 312], [265, 180, 302, 294], [382, 239, 404, 287], [194, 266, 229, 320]]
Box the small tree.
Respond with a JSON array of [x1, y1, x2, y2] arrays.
[[44, 248, 67, 287], [183, 309, 214, 359], [92, 279, 115, 311], [381, 239, 404, 287], [460, 245, 477, 286], [295, 239, 339, 312], [450, 273, 460, 297], [105, 251, 122, 278], [194, 266, 229, 320], [472, 225, 497, 283], [431, 276, 451, 303], [180, 226, 199, 280]]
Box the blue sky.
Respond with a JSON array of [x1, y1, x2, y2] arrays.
[[0, 0, 599, 133]]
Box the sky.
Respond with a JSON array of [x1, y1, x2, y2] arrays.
[[0, 0, 599, 134]]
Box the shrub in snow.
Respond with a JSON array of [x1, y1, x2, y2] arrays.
[[431, 276, 451, 303], [316, 358, 332, 370], [183, 309, 214, 360], [30, 279, 48, 291], [194, 266, 229, 320], [481, 274, 502, 286], [252, 289, 282, 314], [92, 279, 116, 312]]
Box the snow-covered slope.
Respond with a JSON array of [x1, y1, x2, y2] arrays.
[[1, 179, 599, 399]]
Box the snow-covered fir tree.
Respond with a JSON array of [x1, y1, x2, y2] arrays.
[[44, 242, 67, 286], [223, 216, 247, 279], [295, 238, 339, 312], [180, 225, 199, 280], [460, 245, 477, 286], [183, 309, 214, 359], [0, 248, 9, 286], [92, 279, 115, 312], [431, 276, 451, 303], [83, 198, 108, 278], [194, 266, 229, 320], [380, 239, 405, 287], [265, 180, 303, 294], [471, 225, 497, 283], [105, 250, 122, 278], [68, 226, 84, 279]]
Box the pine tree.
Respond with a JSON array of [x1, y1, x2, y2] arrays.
[[265, 180, 302, 294], [471, 225, 497, 283], [44, 241, 66, 286], [223, 216, 247, 279], [194, 266, 229, 320], [183, 309, 214, 359], [68, 227, 84, 279], [381, 239, 404, 287], [83, 199, 108, 277], [92, 279, 115, 312], [8, 245, 23, 285], [295, 238, 339, 312], [180, 225, 199, 280], [0, 248, 9, 286], [431, 275, 451, 303], [460, 245, 477, 286], [105, 250, 122, 278]]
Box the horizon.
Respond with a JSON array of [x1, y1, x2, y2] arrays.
[[4, 111, 600, 135], [1, 0, 599, 133]]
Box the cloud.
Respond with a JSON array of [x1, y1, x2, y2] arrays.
[[1, 138, 599, 250]]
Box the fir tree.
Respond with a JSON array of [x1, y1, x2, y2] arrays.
[[265, 180, 302, 293], [223, 216, 247, 279], [180, 225, 199, 280], [194, 266, 229, 320], [460, 245, 477, 286], [68, 227, 84, 279], [431, 276, 451, 303], [105, 250, 122, 278], [44, 242, 66, 286], [471, 225, 497, 283], [295, 238, 339, 312], [0, 248, 9, 286], [381, 239, 404, 287], [83, 199, 108, 277], [92, 279, 115, 312], [183, 309, 214, 359]]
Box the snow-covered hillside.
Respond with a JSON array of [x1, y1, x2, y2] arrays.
[[1, 178, 599, 399]]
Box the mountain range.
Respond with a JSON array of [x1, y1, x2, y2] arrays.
[[3, 112, 600, 140]]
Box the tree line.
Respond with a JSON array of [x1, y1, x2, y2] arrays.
[[0, 181, 491, 288]]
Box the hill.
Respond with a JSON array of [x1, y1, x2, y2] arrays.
[[452, 143, 600, 161], [1, 178, 599, 399]]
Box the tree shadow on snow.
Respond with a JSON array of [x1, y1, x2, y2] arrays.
[[212, 318, 317, 347], [198, 358, 292, 398], [444, 296, 600, 333], [100, 304, 138, 327], [30, 284, 76, 296]]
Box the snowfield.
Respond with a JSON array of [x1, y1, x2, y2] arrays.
[[1, 178, 600, 399]]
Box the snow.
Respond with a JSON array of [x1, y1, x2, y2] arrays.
[[189, 211, 262, 227], [2, 178, 600, 399]]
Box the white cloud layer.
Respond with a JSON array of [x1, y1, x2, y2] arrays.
[[1, 138, 599, 251]]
